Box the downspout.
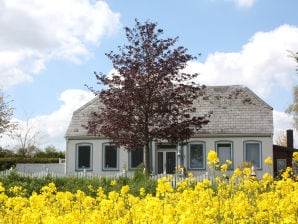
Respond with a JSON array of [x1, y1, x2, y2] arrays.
[[149, 141, 153, 174], [179, 142, 184, 167]]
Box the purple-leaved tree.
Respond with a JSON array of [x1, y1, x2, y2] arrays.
[[86, 20, 210, 174]]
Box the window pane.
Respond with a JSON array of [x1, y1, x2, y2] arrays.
[[78, 145, 91, 169], [166, 151, 176, 174], [158, 152, 164, 174], [245, 143, 260, 168], [104, 145, 117, 169], [217, 143, 232, 165], [131, 148, 143, 169], [189, 144, 204, 169], [276, 159, 286, 172]]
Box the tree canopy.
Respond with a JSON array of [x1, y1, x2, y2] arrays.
[[86, 20, 210, 173]]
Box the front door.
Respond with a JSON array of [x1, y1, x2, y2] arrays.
[[157, 145, 177, 174]]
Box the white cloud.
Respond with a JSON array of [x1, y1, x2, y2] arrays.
[[1, 89, 95, 150], [187, 24, 298, 98], [225, 0, 256, 8], [0, 0, 121, 89], [209, 0, 256, 8]]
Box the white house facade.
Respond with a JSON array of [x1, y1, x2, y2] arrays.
[[65, 85, 273, 178]]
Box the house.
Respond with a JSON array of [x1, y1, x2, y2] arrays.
[[273, 129, 298, 176], [65, 85, 273, 178]]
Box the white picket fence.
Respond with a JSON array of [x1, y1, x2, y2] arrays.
[[0, 168, 66, 178], [150, 173, 210, 187]]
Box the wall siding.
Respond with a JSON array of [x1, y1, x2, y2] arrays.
[[66, 135, 273, 178]]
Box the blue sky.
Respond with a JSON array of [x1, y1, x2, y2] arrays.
[[1, 0, 298, 150]]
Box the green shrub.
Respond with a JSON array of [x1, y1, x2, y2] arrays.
[[0, 159, 16, 171], [0, 171, 157, 197]]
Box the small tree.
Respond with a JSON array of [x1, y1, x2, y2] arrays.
[[34, 145, 65, 158], [275, 132, 287, 147], [0, 92, 15, 137], [10, 117, 41, 157], [40, 145, 64, 158], [292, 51, 298, 72], [86, 20, 210, 174], [286, 51, 298, 128], [17, 145, 39, 157]]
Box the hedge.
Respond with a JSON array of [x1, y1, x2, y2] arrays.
[[0, 157, 60, 171]]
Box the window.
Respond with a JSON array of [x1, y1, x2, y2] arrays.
[[76, 143, 92, 171], [129, 147, 144, 169], [103, 144, 119, 170], [244, 141, 262, 169], [216, 142, 233, 169], [188, 142, 205, 169], [276, 159, 287, 173]]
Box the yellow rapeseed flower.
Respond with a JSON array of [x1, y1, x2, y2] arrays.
[[0, 182, 5, 192], [0, 169, 298, 223], [293, 152, 298, 161], [139, 187, 146, 197], [120, 185, 130, 195], [264, 156, 273, 165], [110, 179, 117, 186], [221, 163, 228, 172], [234, 168, 242, 177], [202, 179, 211, 187], [226, 160, 232, 165], [207, 150, 219, 165]]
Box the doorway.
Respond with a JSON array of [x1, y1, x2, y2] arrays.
[[157, 144, 177, 174]]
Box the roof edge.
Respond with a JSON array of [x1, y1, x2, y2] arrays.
[[242, 86, 273, 110], [73, 96, 98, 115]]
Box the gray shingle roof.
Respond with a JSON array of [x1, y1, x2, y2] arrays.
[[65, 85, 273, 139], [65, 97, 103, 138], [194, 85, 273, 136]]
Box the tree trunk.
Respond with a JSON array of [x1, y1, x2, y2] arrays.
[[144, 142, 150, 176]]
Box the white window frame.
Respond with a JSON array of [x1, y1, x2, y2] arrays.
[[216, 141, 233, 170], [244, 141, 262, 169], [188, 142, 206, 170], [75, 143, 93, 171], [102, 143, 119, 171], [129, 147, 144, 170]]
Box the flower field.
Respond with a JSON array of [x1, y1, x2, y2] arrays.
[[0, 152, 297, 223]]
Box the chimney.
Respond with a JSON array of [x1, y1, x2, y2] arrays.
[[287, 129, 294, 150]]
